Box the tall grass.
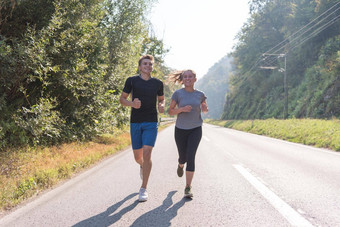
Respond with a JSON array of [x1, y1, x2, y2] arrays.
[[205, 118, 340, 151], [0, 130, 131, 211]]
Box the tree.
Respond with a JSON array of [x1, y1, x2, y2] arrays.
[[222, 0, 340, 120], [0, 0, 169, 149]]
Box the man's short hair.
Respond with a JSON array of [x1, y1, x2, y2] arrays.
[[138, 54, 154, 66]]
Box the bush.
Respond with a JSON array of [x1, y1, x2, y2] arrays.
[[15, 97, 64, 146]]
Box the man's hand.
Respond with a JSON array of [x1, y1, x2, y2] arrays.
[[158, 102, 164, 113], [132, 98, 141, 109]]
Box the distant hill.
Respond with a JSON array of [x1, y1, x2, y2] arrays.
[[196, 56, 234, 119]]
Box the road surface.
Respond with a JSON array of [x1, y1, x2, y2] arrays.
[[0, 124, 339, 226]]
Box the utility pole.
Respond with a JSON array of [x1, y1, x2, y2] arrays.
[[260, 53, 288, 119], [283, 55, 288, 119]]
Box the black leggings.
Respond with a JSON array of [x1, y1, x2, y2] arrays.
[[174, 126, 202, 172]]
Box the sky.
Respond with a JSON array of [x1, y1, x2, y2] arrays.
[[149, 0, 251, 79]]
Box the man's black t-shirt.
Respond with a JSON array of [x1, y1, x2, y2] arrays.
[[122, 75, 164, 123]]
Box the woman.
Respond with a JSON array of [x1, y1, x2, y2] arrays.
[[168, 69, 208, 198]]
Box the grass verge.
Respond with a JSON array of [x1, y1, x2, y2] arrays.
[[205, 118, 340, 151], [0, 128, 131, 212], [0, 123, 172, 212]]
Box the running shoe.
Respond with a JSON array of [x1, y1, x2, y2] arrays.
[[139, 188, 148, 202], [177, 164, 184, 177], [184, 186, 193, 198]]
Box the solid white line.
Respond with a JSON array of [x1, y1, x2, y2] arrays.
[[203, 136, 210, 142], [233, 164, 314, 227]]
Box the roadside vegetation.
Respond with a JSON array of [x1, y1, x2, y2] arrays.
[[0, 123, 172, 212], [0, 128, 130, 212], [206, 118, 340, 152], [0, 0, 173, 151], [222, 0, 339, 120]]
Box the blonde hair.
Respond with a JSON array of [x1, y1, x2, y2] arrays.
[[168, 69, 196, 84]]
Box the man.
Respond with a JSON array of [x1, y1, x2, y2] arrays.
[[119, 55, 165, 202]]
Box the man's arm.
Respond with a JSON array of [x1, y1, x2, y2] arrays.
[[158, 95, 165, 113], [120, 92, 141, 109]]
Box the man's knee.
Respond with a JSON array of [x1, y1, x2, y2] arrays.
[[133, 149, 143, 162], [143, 145, 153, 160]]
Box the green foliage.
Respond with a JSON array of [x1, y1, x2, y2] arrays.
[[0, 0, 169, 149], [15, 98, 64, 145], [0, 0, 55, 38], [206, 118, 340, 151], [290, 36, 340, 118], [222, 0, 340, 120], [13, 178, 37, 200]]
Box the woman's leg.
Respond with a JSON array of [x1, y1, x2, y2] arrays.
[[185, 126, 202, 186], [175, 127, 188, 166]]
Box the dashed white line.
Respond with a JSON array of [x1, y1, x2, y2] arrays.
[[233, 164, 313, 227]]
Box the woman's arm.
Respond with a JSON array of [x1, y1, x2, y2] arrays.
[[201, 100, 208, 113], [168, 99, 192, 116]]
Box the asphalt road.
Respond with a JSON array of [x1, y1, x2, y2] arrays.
[[0, 123, 339, 227]]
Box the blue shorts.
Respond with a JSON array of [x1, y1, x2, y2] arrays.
[[130, 122, 158, 150]]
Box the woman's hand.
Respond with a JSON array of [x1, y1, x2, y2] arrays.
[[201, 102, 208, 113], [181, 105, 192, 113]]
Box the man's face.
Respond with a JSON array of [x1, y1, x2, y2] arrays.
[[139, 59, 153, 75]]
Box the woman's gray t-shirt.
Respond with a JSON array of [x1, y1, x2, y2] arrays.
[[171, 88, 207, 130]]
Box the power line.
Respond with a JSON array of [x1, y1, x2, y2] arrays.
[[264, 2, 340, 55], [271, 6, 339, 55], [231, 2, 340, 93], [288, 13, 340, 52], [258, 2, 339, 67], [261, 11, 340, 68]]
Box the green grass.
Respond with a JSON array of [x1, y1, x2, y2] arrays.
[[205, 118, 340, 151]]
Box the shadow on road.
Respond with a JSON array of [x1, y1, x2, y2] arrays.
[[72, 190, 190, 227], [131, 190, 191, 227], [72, 193, 139, 227]]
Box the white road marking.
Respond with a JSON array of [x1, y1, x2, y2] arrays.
[[233, 164, 314, 227], [203, 136, 210, 142]]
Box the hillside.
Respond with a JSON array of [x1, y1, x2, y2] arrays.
[[196, 56, 233, 119], [222, 0, 339, 120]]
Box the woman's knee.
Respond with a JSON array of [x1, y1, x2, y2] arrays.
[[186, 162, 195, 172]]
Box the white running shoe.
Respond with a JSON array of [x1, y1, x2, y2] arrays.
[[139, 188, 148, 202], [140, 166, 143, 180]]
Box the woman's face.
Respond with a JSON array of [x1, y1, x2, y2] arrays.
[[139, 59, 153, 75], [182, 71, 196, 87]]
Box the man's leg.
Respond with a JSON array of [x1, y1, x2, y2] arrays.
[[140, 122, 158, 189], [133, 148, 143, 166], [141, 145, 153, 189]]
